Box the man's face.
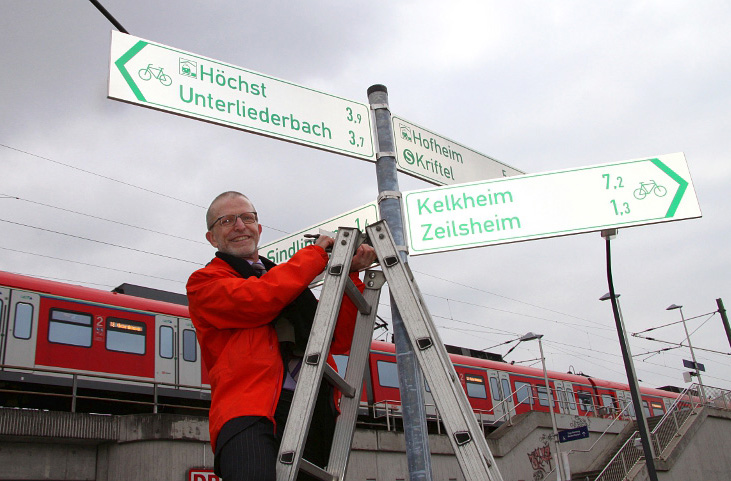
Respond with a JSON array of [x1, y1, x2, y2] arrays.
[[205, 195, 262, 261]]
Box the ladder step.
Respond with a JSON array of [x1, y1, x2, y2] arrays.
[[299, 459, 337, 481], [323, 363, 356, 398], [344, 277, 371, 315]]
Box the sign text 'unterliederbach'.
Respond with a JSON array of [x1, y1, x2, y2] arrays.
[[108, 31, 374, 160]]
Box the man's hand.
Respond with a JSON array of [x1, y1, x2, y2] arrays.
[[314, 235, 335, 251], [350, 244, 377, 272]]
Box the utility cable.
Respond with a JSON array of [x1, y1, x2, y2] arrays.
[[0, 246, 184, 284], [1, 194, 207, 245], [0, 218, 200, 265]]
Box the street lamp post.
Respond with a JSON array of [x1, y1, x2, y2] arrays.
[[521, 332, 568, 481], [666, 304, 706, 403]]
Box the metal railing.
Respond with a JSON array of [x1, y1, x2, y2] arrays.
[[0, 364, 210, 414], [595, 383, 731, 481], [370, 385, 613, 435]]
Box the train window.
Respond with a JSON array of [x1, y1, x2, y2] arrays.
[[13, 302, 34, 340], [620, 398, 636, 417], [502, 379, 511, 402], [159, 326, 174, 359], [642, 400, 651, 418], [182, 329, 197, 362], [537, 386, 551, 407], [465, 374, 486, 399], [377, 360, 399, 388], [566, 388, 577, 410], [601, 394, 616, 415], [651, 401, 664, 416], [577, 391, 594, 412], [557, 388, 566, 410], [48, 308, 91, 347], [489, 377, 501, 401], [515, 382, 533, 405], [106, 317, 146, 355], [333, 355, 348, 375]]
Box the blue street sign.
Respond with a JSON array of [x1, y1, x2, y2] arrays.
[[558, 426, 590, 443], [683, 359, 705, 372]]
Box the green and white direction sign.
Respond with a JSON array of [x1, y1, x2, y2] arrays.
[[260, 202, 379, 264], [392, 116, 524, 186], [403, 152, 701, 255], [108, 31, 374, 160]]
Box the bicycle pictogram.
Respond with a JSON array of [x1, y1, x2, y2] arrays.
[[138, 64, 172, 86], [633, 180, 667, 200]]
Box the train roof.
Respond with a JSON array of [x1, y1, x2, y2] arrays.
[[0, 270, 190, 318]]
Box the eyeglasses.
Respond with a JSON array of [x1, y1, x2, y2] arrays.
[[208, 212, 258, 230]]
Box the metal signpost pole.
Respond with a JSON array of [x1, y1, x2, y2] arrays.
[[367, 84, 433, 481], [601, 230, 659, 481]]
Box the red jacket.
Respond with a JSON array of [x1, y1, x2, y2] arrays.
[[186, 245, 363, 450]]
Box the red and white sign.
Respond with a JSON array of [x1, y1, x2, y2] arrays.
[[188, 469, 221, 481]]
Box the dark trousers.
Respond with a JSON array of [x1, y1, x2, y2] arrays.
[[217, 384, 337, 481]]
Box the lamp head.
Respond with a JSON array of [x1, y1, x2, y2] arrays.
[[520, 332, 543, 342], [599, 292, 620, 301], [666, 304, 683, 311]]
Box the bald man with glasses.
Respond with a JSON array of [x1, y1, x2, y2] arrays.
[[187, 191, 376, 481]]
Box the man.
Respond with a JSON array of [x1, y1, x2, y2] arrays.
[[187, 191, 376, 481]]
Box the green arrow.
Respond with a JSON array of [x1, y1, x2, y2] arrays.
[[651, 158, 688, 218], [114, 40, 149, 102]]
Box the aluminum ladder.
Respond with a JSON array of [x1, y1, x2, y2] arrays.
[[276, 221, 503, 481]]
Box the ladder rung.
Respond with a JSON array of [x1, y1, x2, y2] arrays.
[[299, 459, 337, 481], [344, 277, 371, 315], [323, 364, 356, 398]]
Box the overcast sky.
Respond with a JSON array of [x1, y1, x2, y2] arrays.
[[2, 1, 729, 393]]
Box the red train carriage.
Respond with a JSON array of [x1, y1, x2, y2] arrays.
[[0, 271, 209, 413], [1, 270, 680, 423]]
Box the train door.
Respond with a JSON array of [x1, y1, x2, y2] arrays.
[[3, 289, 40, 368], [0, 287, 9, 363], [177, 317, 201, 388], [616, 391, 635, 419], [554, 381, 579, 415], [155, 316, 176, 385], [487, 369, 515, 422], [155, 316, 202, 388]]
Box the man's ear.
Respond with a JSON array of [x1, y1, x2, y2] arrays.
[[205, 230, 218, 248]]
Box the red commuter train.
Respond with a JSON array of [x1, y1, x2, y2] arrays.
[[0, 270, 680, 421]]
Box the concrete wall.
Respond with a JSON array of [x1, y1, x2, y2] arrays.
[[655, 408, 731, 481], [486, 412, 629, 481], [1, 407, 729, 481]]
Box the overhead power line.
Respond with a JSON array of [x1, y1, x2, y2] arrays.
[[2, 194, 207, 245], [0, 218, 200, 265], [0, 246, 183, 284], [0, 143, 289, 234]]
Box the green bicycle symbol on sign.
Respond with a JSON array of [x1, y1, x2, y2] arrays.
[[138, 63, 172, 86], [633, 180, 667, 200]]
